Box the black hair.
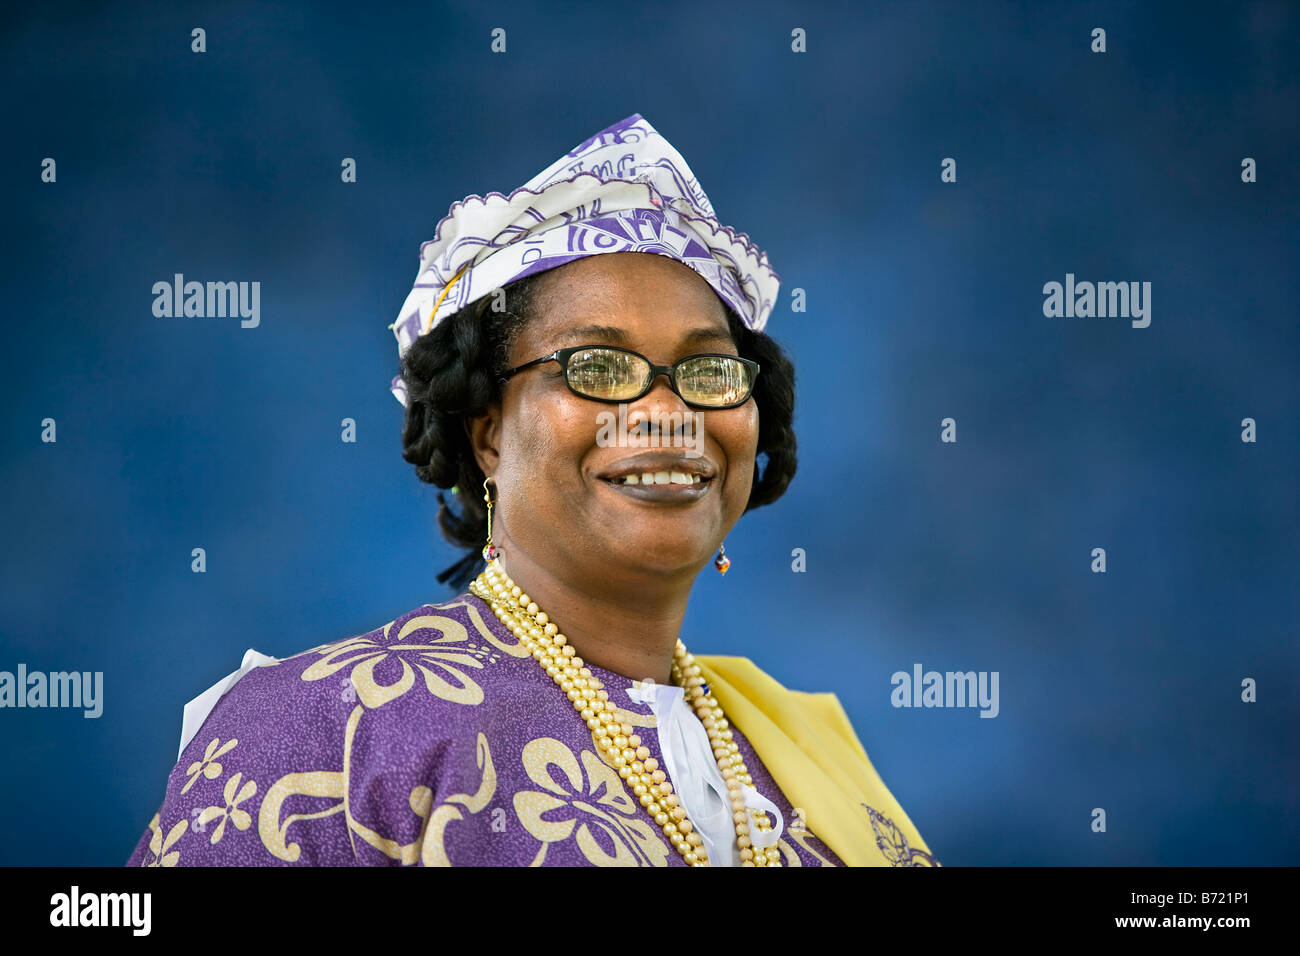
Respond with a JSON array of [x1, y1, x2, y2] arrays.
[[398, 270, 797, 593]]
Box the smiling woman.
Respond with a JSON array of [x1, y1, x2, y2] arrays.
[[406, 252, 793, 613], [125, 114, 939, 868]]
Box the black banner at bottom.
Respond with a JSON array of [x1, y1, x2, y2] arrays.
[[3, 865, 1286, 940]]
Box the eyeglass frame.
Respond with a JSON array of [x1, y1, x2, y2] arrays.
[[500, 344, 761, 410]]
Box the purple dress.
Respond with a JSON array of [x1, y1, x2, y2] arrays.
[[126, 594, 845, 866]]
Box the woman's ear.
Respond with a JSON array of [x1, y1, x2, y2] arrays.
[[466, 402, 502, 477]]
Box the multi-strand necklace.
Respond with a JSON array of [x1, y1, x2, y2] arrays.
[[469, 556, 782, 866]]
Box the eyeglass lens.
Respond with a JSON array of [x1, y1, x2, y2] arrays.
[[564, 347, 753, 406]]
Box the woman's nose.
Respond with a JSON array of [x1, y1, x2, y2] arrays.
[[626, 376, 697, 440]]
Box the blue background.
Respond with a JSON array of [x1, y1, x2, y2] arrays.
[[1, 0, 1296, 865]]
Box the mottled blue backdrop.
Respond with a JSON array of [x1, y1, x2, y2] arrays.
[[1, 0, 1296, 865]]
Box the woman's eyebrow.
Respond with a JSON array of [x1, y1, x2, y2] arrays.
[[560, 323, 631, 343], [679, 326, 736, 348], [558, 323, 734, 348]]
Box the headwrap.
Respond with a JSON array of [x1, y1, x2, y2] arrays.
[[388, 112, 780, 407]]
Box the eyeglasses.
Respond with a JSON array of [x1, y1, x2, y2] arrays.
[[502, 345, 760, 409]]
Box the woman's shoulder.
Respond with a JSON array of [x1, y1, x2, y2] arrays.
[[127, 593, 519, 866], [175, 592, 511, 751]]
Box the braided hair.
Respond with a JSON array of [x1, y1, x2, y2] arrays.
[[399, 271, 798, 593]]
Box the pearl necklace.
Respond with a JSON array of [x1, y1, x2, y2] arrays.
[[469, 557, 782, 867]]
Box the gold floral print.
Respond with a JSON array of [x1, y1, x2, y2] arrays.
[[334, 731, 500, 866], [196, 772, 257, 845], [258, 704, 362, 862], [514, 737, 671, 867], [182, 737, 238, 794], [258, 767, 347, 863], [438, 599, 533, 659], [258, 716, 499, 866], [300, 614, 497, 708], [143, 813, 188, 867], [420, 732, 497, 866]]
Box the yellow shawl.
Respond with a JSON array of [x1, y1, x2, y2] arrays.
[[694, 654, 940, 867]]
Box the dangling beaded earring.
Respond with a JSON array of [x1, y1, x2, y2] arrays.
[[714, 542, 731, 575], [481, 476, 499, 562]]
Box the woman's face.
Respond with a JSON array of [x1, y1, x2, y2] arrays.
[[473, 251, 759, 581]]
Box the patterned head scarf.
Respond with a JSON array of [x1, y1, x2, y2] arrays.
[[388, 113, 780, 406]]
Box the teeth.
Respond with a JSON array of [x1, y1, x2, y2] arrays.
[[614, 472, 706, 485]]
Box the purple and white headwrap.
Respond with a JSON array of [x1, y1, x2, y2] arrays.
[[388, 113, 780, 407]]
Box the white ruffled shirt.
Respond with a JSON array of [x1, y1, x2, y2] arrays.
[[625, 677, 783, 866]]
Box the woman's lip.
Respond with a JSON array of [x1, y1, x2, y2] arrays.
[[598, 476, 713, 502]]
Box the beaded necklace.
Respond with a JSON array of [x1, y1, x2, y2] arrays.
[[469, 558, 782, 866]]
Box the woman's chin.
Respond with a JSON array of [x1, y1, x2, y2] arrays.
[[599, 541, 714, 579]]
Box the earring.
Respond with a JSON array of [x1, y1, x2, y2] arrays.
[[714, 542, 730, 575], [482, 477, 498, 562]]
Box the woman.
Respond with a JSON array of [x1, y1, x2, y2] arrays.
[[125, 114, 939, 867]]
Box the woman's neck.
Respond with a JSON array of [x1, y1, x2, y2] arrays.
[[490, 538, 693, 687]]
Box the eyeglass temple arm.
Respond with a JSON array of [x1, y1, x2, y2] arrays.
[[501, 350, 560, 381]]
